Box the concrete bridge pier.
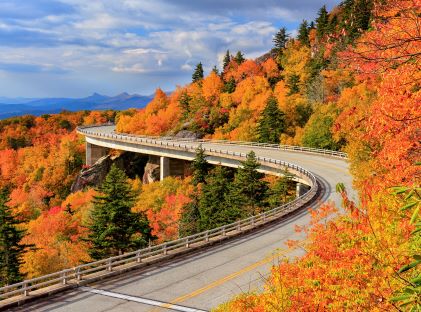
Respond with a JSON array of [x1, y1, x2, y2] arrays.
[[160, 156, 170, 180], [296, 182, 310, 198], [86, 142, 109, 166]]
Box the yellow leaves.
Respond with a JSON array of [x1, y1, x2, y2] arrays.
[[280, 41, 311, 93]]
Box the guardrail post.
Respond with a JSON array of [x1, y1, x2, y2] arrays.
[[136, 251, 141, 263], [62, 271, 67, 285], [222, 226, 226, 236], [23, 282, 28, 296], [107, 259, 112, 271], [185, 237, 189, 248], [163, 243, 167, 255], [237, 223, 240, 231], [76, 267, 81, 281], [251, 216, 255, 226], [205, 230, 209, 242], [263, 213, 267, 222]]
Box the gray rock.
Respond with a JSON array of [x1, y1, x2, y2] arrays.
[[71, 152, 149, 192], [174, 130, 203, 139], [71, 155, 113, 192]]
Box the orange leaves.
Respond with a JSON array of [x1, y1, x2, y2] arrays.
[[21, 202, 91, 277], [116, 88, 183, 136], [133, 177, 193, 242], [342, 0, 421, 75], [224, 60, 263, 83], [202, 71, 223, 103], [146, 193, 191, 242], [262, 58, 279, 79]]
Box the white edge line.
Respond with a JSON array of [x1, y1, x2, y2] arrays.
[[80, 287, 208, 312]]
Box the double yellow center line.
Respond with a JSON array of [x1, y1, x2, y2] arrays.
[[152, 241, 305, 311]]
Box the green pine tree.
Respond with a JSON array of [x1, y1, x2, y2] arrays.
[[266, 174, 293, 208], [257, 96, 286, 144], [179, 189, 200, 237], [212, 65, 219, 75], [234, 51, 245, 64], [192, 62, 204, 83], [297, 20, 310, 46], [179, 91, 191, 120], [316, 5, 329, 39], [223, 77, 236, 93], [223, 50, 231, 71], [198, 166, 239, 230], [0, 188, 27, 286], [227, 151, 269, 216], [87, 164, 153, 259], [286, 74, 301, 95], [341, 0, 373, 42], [191, 145, 211, 186], [273, 27, 290, 52]]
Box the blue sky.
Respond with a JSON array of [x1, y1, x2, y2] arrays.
[[0, 0, 340, 97]]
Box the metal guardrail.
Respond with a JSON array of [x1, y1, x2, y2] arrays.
[[0, 124, 321, 304], [78, 124, 348, 159]]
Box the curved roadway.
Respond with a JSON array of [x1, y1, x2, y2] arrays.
[[11, 126, 355, 312]]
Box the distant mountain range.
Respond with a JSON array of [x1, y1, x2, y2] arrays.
[[0, 92, 154, 119]]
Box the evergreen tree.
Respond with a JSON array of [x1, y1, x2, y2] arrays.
[[298, 20, 310, 46], [341, 0, 373, 41], [266, 174, 293, 208], [198, 166, 237, 230], [0, 189, 27, 286], [87, 164, 152, 259], [286, 74, 301, 95], [179, 190, 200, 237], [212, 65, 219, 75], [309, 21, 315, 29], [234, 51, 245, 64], [257, 96, 286, 144], [192, 62, 204, 83], [328, 15, 338, 34], [227, 151, 269, 216], [191, 145, 211, 186], [295, 103, 313, 127], [273, 27, 290, 52], [316, 5, 329, 39], [223, 50, 231, 70], [223, 77, 236, 93], [179, 91, 191, 120]]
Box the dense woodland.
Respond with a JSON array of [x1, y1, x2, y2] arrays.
[[0, 0, 419, 310]]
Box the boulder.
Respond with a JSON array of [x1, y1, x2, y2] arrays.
[[71, 155, 112, 192], [174, 130, 203, 140], [71, 152, 149, 192]]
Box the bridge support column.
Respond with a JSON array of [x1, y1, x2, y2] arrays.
[[160, 156, 170, 181], [296, 182, 310, 198], [86, 142, 108, 166]]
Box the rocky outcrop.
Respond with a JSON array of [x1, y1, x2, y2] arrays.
[[71, 155, 112, 192], [174, 130, 203, 140], [71, 152, 149, 192], [142, 155, 160, 184]]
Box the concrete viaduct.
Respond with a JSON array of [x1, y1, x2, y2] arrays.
[[2, 125, 355, 312]]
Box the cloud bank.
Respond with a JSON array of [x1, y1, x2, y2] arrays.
[[0, 0, 340, 97]]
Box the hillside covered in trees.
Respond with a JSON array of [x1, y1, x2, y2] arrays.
[[0, 0, 419, 310]]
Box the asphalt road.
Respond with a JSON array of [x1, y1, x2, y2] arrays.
[[10, 126, 355, 312]]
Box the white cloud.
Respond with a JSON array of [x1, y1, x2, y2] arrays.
[[0, 0, 342, 97]]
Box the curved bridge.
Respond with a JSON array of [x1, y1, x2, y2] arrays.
[[1, 125, 355, 312]]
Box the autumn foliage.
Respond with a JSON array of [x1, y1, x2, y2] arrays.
[[217, 0, 420, 310]]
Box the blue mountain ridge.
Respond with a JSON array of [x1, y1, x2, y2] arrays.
[[0, 92, 154, 119]]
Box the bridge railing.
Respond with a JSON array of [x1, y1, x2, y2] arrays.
[[0, 129, 318, 304], [77, 124, 348, 159]]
